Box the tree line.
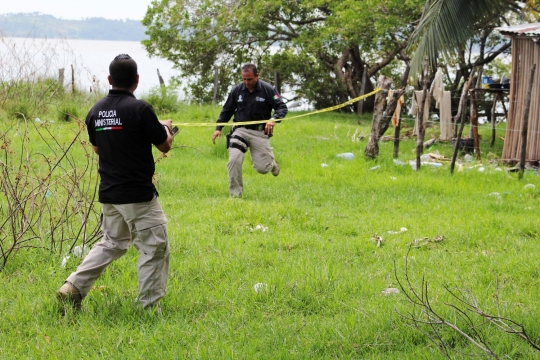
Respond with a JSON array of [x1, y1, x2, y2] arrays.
[[0, 13, 146, 42], [141, 0, 539, 111]]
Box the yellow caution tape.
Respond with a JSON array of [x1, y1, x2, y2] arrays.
[[171, 88, 381, 127]]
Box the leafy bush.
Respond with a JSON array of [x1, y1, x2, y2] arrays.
[[141, 85, 181, 115], [56, 103, 80, 122]]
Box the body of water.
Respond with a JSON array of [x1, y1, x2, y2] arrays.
[[0, 36, 309, 110], [0, 37, 180, 96]]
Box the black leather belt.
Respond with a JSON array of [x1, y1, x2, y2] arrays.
[[239, 124, 264, 131]]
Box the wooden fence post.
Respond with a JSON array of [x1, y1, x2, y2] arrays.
[[58, 68, 65, 90], [357, 65, 367, 123], [71, 64, 75, 94], [470, 89, 481, 160], [157, 69, 165, 87], [415, 58, 429, 171], [450, 68, 477, 174], [519, 63, 536, 179]]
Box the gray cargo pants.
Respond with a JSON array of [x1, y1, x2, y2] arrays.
[[227, 127, 275, 197], [66, 196, 170, 308]]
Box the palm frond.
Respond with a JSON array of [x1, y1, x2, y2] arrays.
[[408, 0, 513, 79]]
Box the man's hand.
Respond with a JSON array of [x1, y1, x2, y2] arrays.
[[212, 130, 222, 144], [265, 120, 275, 135], [160, 119, 173, 133]]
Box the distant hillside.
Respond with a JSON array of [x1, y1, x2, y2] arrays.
[[0, 13, 147, 41]]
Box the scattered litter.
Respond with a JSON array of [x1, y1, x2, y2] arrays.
[[423, 162, 442, 167], [336, 152, 355, 160], [253, 283, 268, 293], [409, 160, 443, 170], [381, 288, 400, 296], [321, 163, 329, 167], [393, 159, 405, 166], [249, 224, 268, 232], [523, 184, 536, 190], [371, 234, 384, 247], [410, 235, 446, 248], [420, 154, 430, 162], [478, 167, 485, 172], [73, 245, 90, 258], [369, 165, 381, 171], [35, 118, 42, 123], [388, 227, 408, 234], [45, 190, 51, 197], [61, 256, 70, 268], [488, 192, 502, 200], [464, 154, 473, 163]]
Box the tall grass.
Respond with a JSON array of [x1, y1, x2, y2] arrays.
[[1, 96, 539, 358]]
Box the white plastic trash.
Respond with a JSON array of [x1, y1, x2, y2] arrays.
[[254, 283, 268, 293], [336, 152, 355, 160]]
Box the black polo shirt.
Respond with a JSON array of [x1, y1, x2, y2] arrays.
[[85, 89, 167, 204], [216, 79, 288, 131]]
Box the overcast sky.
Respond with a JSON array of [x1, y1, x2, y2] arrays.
[[0, 0, 152, 20]]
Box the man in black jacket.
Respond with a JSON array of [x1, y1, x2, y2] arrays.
[[57, 54, 173, 312], [212, 63, 288, 197]]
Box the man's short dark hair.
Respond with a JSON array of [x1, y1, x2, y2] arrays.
[[241, 63, 258, 76], [109, 54, 138, 88]]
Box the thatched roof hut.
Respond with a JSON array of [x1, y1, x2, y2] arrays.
[[496, 23, 540, 164]]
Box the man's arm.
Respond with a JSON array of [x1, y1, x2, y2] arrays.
[[212, 88, 237, 143]]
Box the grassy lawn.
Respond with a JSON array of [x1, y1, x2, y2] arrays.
[[1, 102, 540, 359]]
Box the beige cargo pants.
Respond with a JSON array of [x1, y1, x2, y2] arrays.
[[66, 196, 170, 308], [227, 127, 275, 197]]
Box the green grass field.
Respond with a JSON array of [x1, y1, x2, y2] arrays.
[[1, 102, 540, 359]]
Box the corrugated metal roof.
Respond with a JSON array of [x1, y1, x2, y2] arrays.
[[496, 22, 540, 36]]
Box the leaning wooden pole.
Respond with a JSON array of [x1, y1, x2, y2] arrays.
[[470, 89, 481, 160], [519, 63, 536, 179], [415, 58, 429, 171], [357, 65, 367, 121], [450, 68, 476, 174], [394, 61, 410, 159]]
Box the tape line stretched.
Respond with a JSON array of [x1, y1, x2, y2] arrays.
[[171, 88, 381, 127]]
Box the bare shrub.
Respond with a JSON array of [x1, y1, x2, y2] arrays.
[[395, 247, 540, 358], [0, 117, 101, 270]]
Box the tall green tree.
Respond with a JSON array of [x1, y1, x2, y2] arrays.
[[142, 0, 425, 109]]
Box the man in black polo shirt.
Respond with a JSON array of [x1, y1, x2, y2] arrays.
[[57, 54, 173, 312], [211, 63, 288, 197]]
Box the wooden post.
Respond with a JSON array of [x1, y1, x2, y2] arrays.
[[415, 58, 429, 171], [393, 105, 402, 158], [357, 65, 367, 122], [212, 65, 219, 104], [490, 93, 497, 147], [470, 89, 481, 160], [274, 71, 281, 94], [157, 69, 165, 87], [71, 64, 75, 94], [519, 63, 536, 179], [393, 61, 410, 158], [450, 68, 476, 174], [58, 68, 65, 90]]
